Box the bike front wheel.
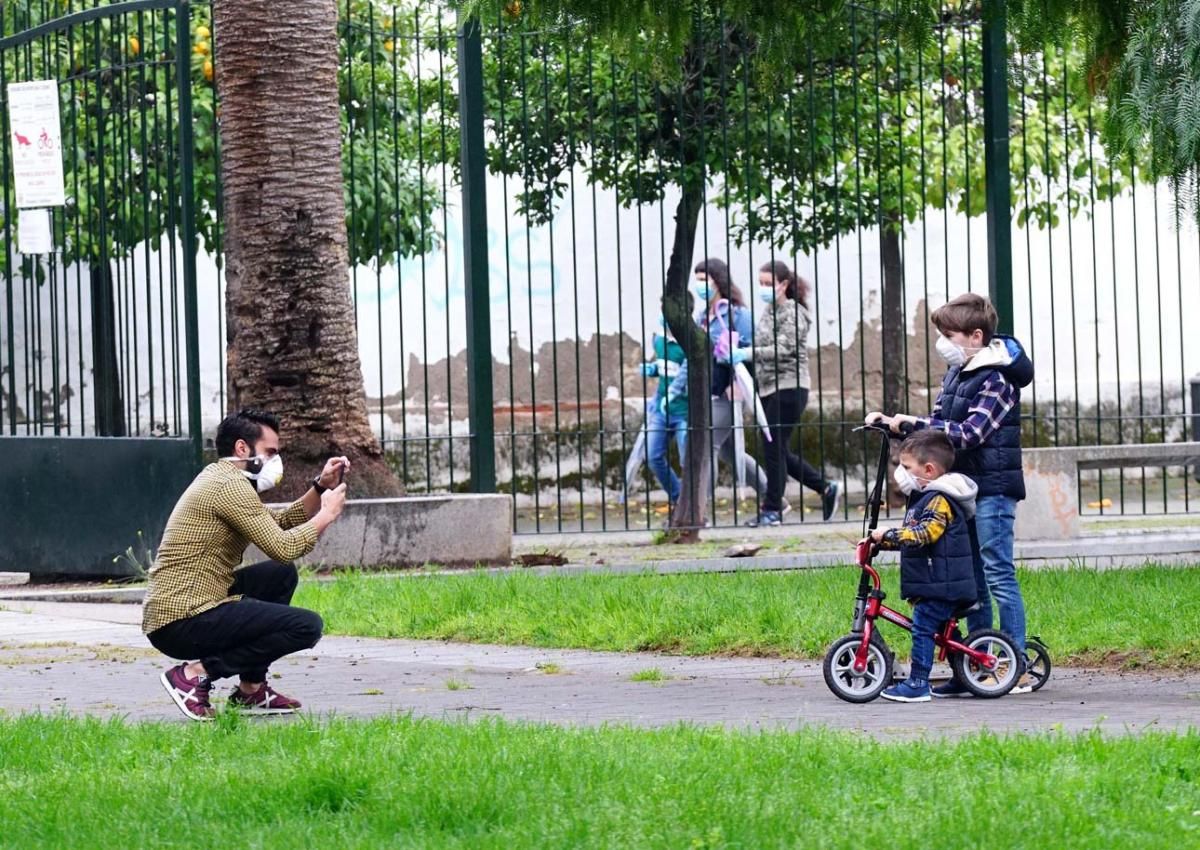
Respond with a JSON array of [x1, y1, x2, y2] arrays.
[[823, 632, 893, 703], [951, 628, 1021, 698]]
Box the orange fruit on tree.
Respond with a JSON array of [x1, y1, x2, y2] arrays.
[[194, 41, 209, 56], [195, 25, 211, 39], [203, 59, 213, 82], [128, 35, 140, 56], [503, 0, 522, 19]]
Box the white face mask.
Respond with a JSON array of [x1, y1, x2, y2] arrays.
[[935, 335, 967, 367], [894, 464, 924, 496], [223, 453, 284, 493]]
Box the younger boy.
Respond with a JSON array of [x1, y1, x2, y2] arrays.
[[869, 292, 1034, 697], [872, 430, 978, 703]]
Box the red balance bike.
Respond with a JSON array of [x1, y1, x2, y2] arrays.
[[822, 422, 1039, 703]]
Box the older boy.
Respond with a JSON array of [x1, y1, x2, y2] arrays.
[[868, 293, 1034, 697]]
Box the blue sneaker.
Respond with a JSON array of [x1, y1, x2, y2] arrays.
[[745, 510, 782, 528], [931, 678, 973, 698], [881, 679, 931, 703]]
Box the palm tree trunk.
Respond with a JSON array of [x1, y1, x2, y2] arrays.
[[213, 0, 401, 498]]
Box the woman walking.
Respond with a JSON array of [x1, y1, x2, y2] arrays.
[[684, 257, 771, 508], [723, 260, 840, 526]]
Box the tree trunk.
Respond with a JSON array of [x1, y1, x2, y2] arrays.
[[89, 262, 125, 436], [214, 0, 401, 499], [661, 181, 710, 542], [879, 212, 906, 507]]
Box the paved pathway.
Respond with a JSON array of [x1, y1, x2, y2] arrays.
[[2, 601, 1198, 737]]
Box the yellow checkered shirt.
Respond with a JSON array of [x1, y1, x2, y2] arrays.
[[141, 461, 319, 634]]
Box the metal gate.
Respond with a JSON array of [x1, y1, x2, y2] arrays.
[[0, 0, 201, 576]]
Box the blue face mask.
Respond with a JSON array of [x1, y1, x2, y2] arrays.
[[757, 287, 776, 305], [691, 283, 710, 304]]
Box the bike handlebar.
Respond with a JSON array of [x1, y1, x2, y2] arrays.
[[853, 420, 915, 439]]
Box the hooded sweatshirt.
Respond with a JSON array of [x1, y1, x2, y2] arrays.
[[925, 334, 1034, 501]]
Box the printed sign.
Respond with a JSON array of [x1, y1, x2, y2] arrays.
[[17, 208, 52, 254], [8, 80, 65, 208]]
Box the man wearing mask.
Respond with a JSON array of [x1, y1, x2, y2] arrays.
[[143, 408, 349, 720]]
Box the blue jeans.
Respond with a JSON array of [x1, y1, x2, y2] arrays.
[[909, 597, 958, 684], [965, 495, 1026, 650], [645, 401, 686, 503]]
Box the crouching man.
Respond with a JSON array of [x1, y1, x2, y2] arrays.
[[143, 408, 348, 720]]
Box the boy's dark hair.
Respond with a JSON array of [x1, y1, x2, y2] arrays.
[[930, 293, 998, 343], [215, 408, 281, 456], [899, 429, 955, 473]]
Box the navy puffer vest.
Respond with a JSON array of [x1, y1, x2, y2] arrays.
[[940, 363, 1025, 501], [899, 489, 976, 603]]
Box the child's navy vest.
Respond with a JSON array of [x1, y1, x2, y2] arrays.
[[939, 365, 1025, 500], [899, 488, 976, 603]]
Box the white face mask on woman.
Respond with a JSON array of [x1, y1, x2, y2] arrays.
[[223, 453, 284, 493]]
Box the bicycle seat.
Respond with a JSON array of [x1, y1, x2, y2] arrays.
[[952, 600, 981, 618]]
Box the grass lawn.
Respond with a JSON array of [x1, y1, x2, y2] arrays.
[[295, 564, 1200, 668], [1, 714, 1197, 849]]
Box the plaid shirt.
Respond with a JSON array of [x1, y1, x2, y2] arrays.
[[921, 371, 1018, 450], [141, 462, 318, 634], [877, 494, 953, 550]]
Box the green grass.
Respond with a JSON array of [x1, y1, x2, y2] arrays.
[[0, 715, 1196, 849], [628, 667, 669, 682], [296, 565, 1200, 668]]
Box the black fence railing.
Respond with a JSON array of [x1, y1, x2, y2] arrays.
[[2, 0, 1196, 533]]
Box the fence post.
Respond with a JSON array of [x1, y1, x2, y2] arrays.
[[177, 0, 202, 466], [457, 14, 496, 493], [982, 0, 1013, 335]]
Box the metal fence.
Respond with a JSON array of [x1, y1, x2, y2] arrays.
[[2, 0, 1196, 532], [0, 0, 199, 450]]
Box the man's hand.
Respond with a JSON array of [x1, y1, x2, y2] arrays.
[[312, 484, 347, 535], [888, 414, 918, 433], [864, 411, 889, 427], [320, 484, 347, 519], [318, 456, 351, 489]]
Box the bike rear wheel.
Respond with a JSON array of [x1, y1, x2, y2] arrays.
[[1023, 636, 1052, 692], [951, 628, 1020, 698], [823, 632, 893, 703]]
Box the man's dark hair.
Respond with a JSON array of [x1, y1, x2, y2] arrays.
[[215, 408, 281, 456], [899, 429, 955, 473]]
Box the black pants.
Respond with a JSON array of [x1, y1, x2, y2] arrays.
[[761, 387, 827, 512], [147, 560, 323, 683]]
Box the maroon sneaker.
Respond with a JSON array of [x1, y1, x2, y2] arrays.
[[160, 664, 215, 721], [228, 683, 301, 715]]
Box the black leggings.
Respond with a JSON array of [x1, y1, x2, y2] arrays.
[[761, 387, 827, 512], [147, 560, 323, 683]]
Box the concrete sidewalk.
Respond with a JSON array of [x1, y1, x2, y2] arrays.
[[1, 601, 1197, 738]]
